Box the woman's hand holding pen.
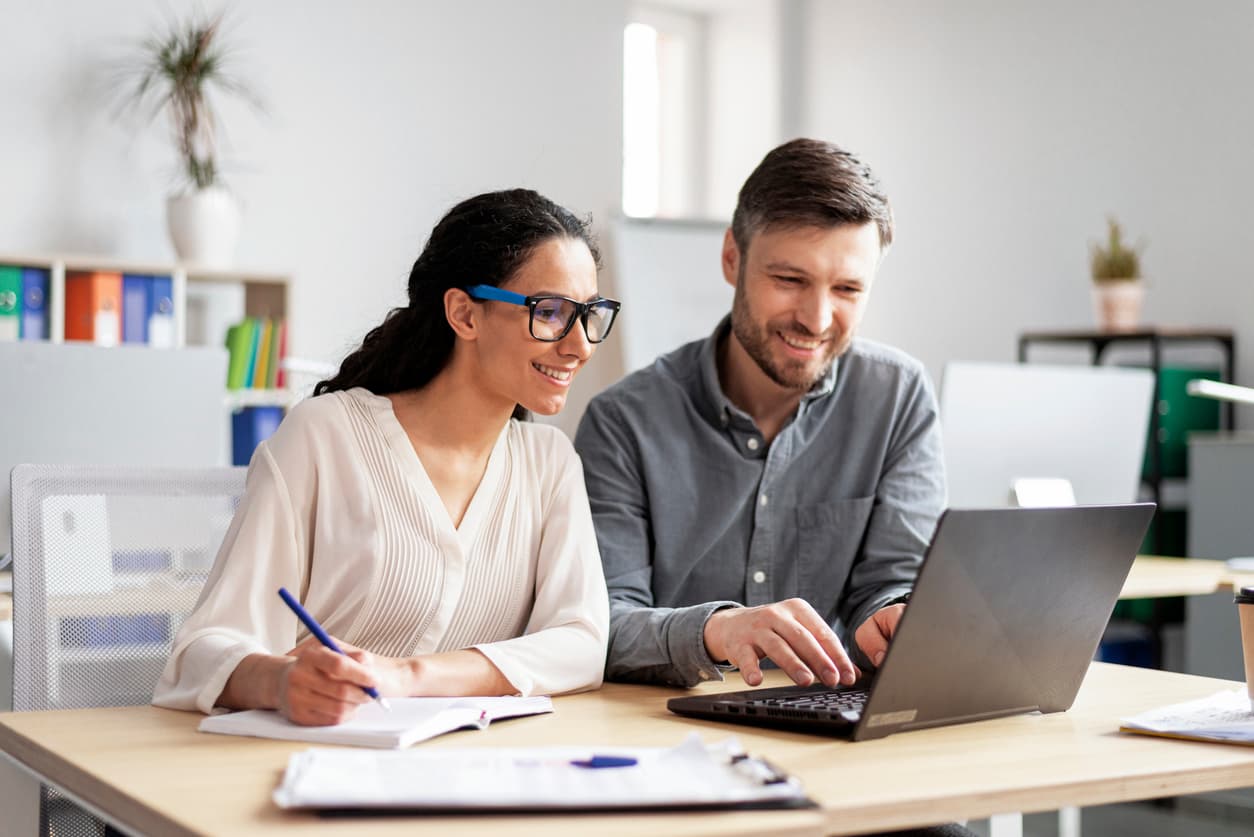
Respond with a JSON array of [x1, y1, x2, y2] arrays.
[[280, 637, 392, 726]]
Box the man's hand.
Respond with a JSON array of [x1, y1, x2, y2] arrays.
[[854, 603, 907, 668], [703, 598, 860, 688]]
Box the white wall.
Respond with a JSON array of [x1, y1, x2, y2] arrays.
[[0, 0, 627, 435], [803, 0, 1254, 423]]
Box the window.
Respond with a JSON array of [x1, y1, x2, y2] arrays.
[[622, 6, 706, 218]]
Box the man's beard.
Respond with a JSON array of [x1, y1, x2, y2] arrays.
[[729, 281, 846, 391]]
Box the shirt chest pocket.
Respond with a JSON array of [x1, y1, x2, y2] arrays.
[[796, 496, 876, 617]]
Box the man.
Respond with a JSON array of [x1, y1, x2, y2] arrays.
[[575, 138, 945, 690]]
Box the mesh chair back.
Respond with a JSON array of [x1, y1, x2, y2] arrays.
[[9, 464, 245, 836], [11, 464, 245, 712]]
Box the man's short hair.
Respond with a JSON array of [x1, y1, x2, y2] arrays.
[[731, 138, 894, 253]]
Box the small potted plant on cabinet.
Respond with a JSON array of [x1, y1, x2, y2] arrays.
[[1090, 216, 1145, 332], [121, 12, 260, 268]]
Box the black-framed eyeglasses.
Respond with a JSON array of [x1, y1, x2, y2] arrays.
[[464, 285, 622, 343]]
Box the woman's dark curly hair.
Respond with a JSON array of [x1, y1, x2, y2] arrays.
[[315, 189, 600, 398]]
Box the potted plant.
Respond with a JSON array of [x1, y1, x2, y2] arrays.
[[121, 11, 260, 268], [1090, 217, 1145, 332]]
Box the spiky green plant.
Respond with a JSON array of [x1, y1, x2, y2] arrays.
[[1090, 217, 1143, 282], [122, 12, 259, 190]]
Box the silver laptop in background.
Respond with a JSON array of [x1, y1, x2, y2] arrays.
[[668, 504, 1155, 740], [940, 362, 1154, 507]]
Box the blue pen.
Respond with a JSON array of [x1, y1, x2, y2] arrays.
[[277, 587, 391, 712], [570, 755, 638, 769]]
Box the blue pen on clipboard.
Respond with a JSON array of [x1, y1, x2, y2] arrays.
[[570, 755, 638, 769], [277, 587, 391, 712]]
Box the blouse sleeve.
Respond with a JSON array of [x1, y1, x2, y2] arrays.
[[151, 441, 308, 714], [472, 434, 609, 696]]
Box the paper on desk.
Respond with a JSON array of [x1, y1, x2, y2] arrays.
[[200, 695, 552, 749], [1120, 688, 1254, 744], [273, 733, 808, 810]]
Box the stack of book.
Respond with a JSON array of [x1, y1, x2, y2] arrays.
[[225, 317, 288, 390]]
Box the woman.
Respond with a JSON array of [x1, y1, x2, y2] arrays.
[[154, 189, 618, 725]]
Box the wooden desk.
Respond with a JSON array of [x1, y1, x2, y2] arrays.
[[1123, 555, 1254, 600], [1122, 556, 1229, 599], [2, 664, 1253, 836]]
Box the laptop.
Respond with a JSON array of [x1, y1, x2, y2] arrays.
[[668, 504, 1155, 741]]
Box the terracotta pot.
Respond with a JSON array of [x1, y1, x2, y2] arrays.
[[1092, 280, 1144, 332], [166, 187, 242, 268]]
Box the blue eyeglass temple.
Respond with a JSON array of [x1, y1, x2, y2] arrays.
[[464, 285, 529, 305]]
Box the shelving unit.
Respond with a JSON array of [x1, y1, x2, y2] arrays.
[[0, 251, 292, 409], [1018, 328, 1236, 553], [1019, 327, 1237, 672]]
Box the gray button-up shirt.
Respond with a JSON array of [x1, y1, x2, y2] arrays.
[[574, 319, 946, 687]]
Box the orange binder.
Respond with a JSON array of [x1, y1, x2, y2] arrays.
[[65, 271, 123, 345]]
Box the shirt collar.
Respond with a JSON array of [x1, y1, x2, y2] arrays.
[[695, 316, 841, 427]]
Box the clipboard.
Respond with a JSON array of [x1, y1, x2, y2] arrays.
[[273, 734, 815, 813]]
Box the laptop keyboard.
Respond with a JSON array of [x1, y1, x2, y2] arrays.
[[751, 688, 870, 715]]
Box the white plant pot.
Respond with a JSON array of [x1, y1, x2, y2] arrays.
[[1092, 280, 1145, 332], [166, 187, 242, 269]]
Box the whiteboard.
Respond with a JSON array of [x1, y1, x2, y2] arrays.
[[610, 217, 734, 373]]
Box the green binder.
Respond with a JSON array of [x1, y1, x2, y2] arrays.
[[0, 265, 20, 342], [1143, 366, 1221, 480]]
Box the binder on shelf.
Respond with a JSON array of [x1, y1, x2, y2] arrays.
[[225, 319, 256, 389], [65, 271, 122, 346], [148, 275, 174, 348], [243, 318, 261, 388], [274, 320, 288, 388], [253, 318, 273, 388], [232, 405, 284, 466], [266, 319, 283, 388], [121, 274, 151, 344], [0, 265, 19, 342], [20, 267, 50, 341]]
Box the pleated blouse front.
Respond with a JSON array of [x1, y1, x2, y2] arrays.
[[153, 388, 609, 714]]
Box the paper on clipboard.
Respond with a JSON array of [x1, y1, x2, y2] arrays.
[[273, 733, 811, 811]]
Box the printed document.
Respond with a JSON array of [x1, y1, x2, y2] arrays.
[[1120, 688, 1254, 745], [273, 734, 810, 810]]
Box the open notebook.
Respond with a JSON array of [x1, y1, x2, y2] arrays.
[[199, 696, 553, 749]]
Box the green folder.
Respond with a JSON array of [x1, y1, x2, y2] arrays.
[[0, 265, 20, 342], [225, 319, 256, 390]]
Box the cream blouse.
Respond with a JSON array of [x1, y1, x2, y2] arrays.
[[153, 387, 609, 714]]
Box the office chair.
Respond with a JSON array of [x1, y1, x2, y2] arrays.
[[9, 464, 245, 837]]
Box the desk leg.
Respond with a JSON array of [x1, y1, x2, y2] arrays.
[[0, 752, 41, 835], [988, 812, 1023, 837], [1058, 805, 1081, 837]]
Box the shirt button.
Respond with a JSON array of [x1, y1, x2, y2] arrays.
[[747, 437, 760, 451], [759, 494, 768, 507], [752, 570, 766, 584]]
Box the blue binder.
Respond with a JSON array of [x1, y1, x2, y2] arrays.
[[20, 268, 50, 341], [121, 274, 151, 344], [232, 405, 284, 466], [148, 275, 175, 348]]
